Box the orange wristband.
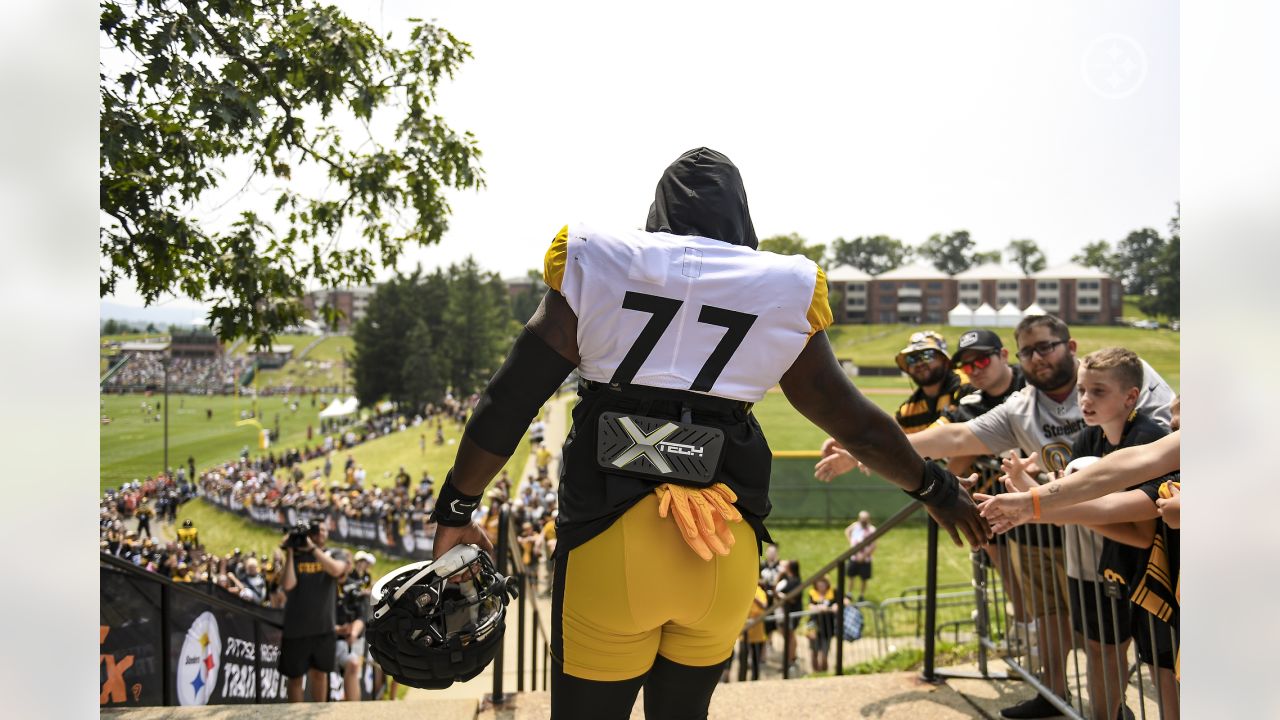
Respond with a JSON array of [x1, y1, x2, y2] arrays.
[[1030, 487, 1042, 520]]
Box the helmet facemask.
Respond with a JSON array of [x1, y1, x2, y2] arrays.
[[367, 545, 517, 689]]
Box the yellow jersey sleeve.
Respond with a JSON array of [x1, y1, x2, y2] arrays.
[[806, 265, 833, 337], [543, 225, 570, 291]]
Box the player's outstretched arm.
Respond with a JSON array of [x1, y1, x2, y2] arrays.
[[779, 332, 989, 547], [978, 431, 1181, 532], [432, 290, 580, 561]]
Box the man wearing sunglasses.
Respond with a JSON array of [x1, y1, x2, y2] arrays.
[[890, 330, 971, 434], [817, 315, 1173, 719]]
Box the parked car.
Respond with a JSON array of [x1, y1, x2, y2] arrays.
[[1131, 319, 1160, 330]]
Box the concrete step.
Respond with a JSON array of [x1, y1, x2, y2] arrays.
[[102, 667, 1017, 719], [101, 699, 476, 720], [472, 672, 994, 720]]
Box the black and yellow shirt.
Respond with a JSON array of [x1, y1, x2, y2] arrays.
[[895, 371, 970, 434]]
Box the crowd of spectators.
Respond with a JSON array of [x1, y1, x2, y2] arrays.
[[103, 353, 253, 394]]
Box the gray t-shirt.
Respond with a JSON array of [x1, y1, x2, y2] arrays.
[[966, 359, 1175, 581]]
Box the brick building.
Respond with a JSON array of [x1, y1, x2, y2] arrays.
[[825, 261, 1120, 326], [301, 287, 376, 332]]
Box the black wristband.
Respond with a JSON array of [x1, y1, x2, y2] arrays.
[[428, 471, 482, 527], [904, 460, 960, 507]]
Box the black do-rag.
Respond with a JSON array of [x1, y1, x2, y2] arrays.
[[645, 147, 759, 250]]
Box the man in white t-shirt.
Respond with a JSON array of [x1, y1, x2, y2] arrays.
[[843, 511, 877, 601]]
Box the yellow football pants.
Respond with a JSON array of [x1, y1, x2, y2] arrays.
[[555, 493, 759, 681]]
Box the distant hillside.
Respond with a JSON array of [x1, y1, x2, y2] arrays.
[[100, 301, 210, 328]]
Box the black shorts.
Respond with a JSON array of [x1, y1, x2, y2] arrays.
[[1067, 577, 1132, 645], [280, 632, 337, 677], [845, 560, 872, 580], [1133, 612, 1178, 670]]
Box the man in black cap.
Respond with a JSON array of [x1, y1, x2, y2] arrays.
[[945, 328, 1029, 643]]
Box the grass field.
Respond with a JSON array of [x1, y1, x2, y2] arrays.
[[764, 521, 972, 604], [101, 390, 531, 492], [101, 393, 320, 493]]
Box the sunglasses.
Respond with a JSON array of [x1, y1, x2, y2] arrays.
[[1015, 339, 1066, 362], [904, 349, 942, 367], [957, 353, 997, 374]]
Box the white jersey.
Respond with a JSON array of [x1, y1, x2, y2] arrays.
[[544, 223, 831, 403], [967, 359, 1175, 581]]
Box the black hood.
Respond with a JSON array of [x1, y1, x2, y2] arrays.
[[645, 147, 758, 250]]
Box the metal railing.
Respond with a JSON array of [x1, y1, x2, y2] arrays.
[[737, 499, 929, 679], [961, 516, 1180, 720], [488, 504, 554, 706]]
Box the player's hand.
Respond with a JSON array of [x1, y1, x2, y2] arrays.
[[815, 448, 862, 482], [1154, 480, 1181, 529], [820, 437, 844, 458], [999, 451, 1040, 492], [925, 473, 990, 549], [656, 483, 742, 561], [975, 491, 1034, 534], [430, 521, 495, 578]]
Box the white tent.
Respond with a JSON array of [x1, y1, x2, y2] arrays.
[[1022, 302, 1048, 317], [947, 302, 974, 327], [319, 397, 358, 419], [996, 302, 1023, 327], [973, 302, 997, 326]]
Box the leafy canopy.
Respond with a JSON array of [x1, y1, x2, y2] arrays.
[[829, 235, 912, 275], [100, 0, 483, 348], [758, 233, 826, 265], [918, 230, 976, 275]]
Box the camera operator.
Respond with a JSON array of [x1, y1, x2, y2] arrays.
[[280, 519, 349, 703], [333, 549, 370, 702]]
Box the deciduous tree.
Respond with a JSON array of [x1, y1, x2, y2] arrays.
[[1005, 239, 1046, 275], [100, 0, 483, 348], [829, 235, 911, 275], [759, 233, 826, 265], [918, 230, 976, 275]]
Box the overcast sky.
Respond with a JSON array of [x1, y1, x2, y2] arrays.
[[102, 0, 1178, 316]]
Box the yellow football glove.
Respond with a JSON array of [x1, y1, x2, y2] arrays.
[[655, 483, 743, 561]]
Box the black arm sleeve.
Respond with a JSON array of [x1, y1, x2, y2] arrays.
[[463, 327, 577, 457]]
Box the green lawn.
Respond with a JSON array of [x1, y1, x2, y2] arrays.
[[765, 521, 972, 604], [101, 393, 332, 493], [304, 335, 354, 362], [286, 416, 530, 496], [754, 391, 907, 452], [228, 333, 319, 355], [252, 335, 355, 391], [101, 391, 532, 497]]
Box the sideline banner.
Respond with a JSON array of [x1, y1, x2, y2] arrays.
[[100, 568, 164, 707], [166, 590, 289, 705]]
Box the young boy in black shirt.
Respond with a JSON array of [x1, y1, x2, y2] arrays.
[[999, 348, 1177, 720]]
